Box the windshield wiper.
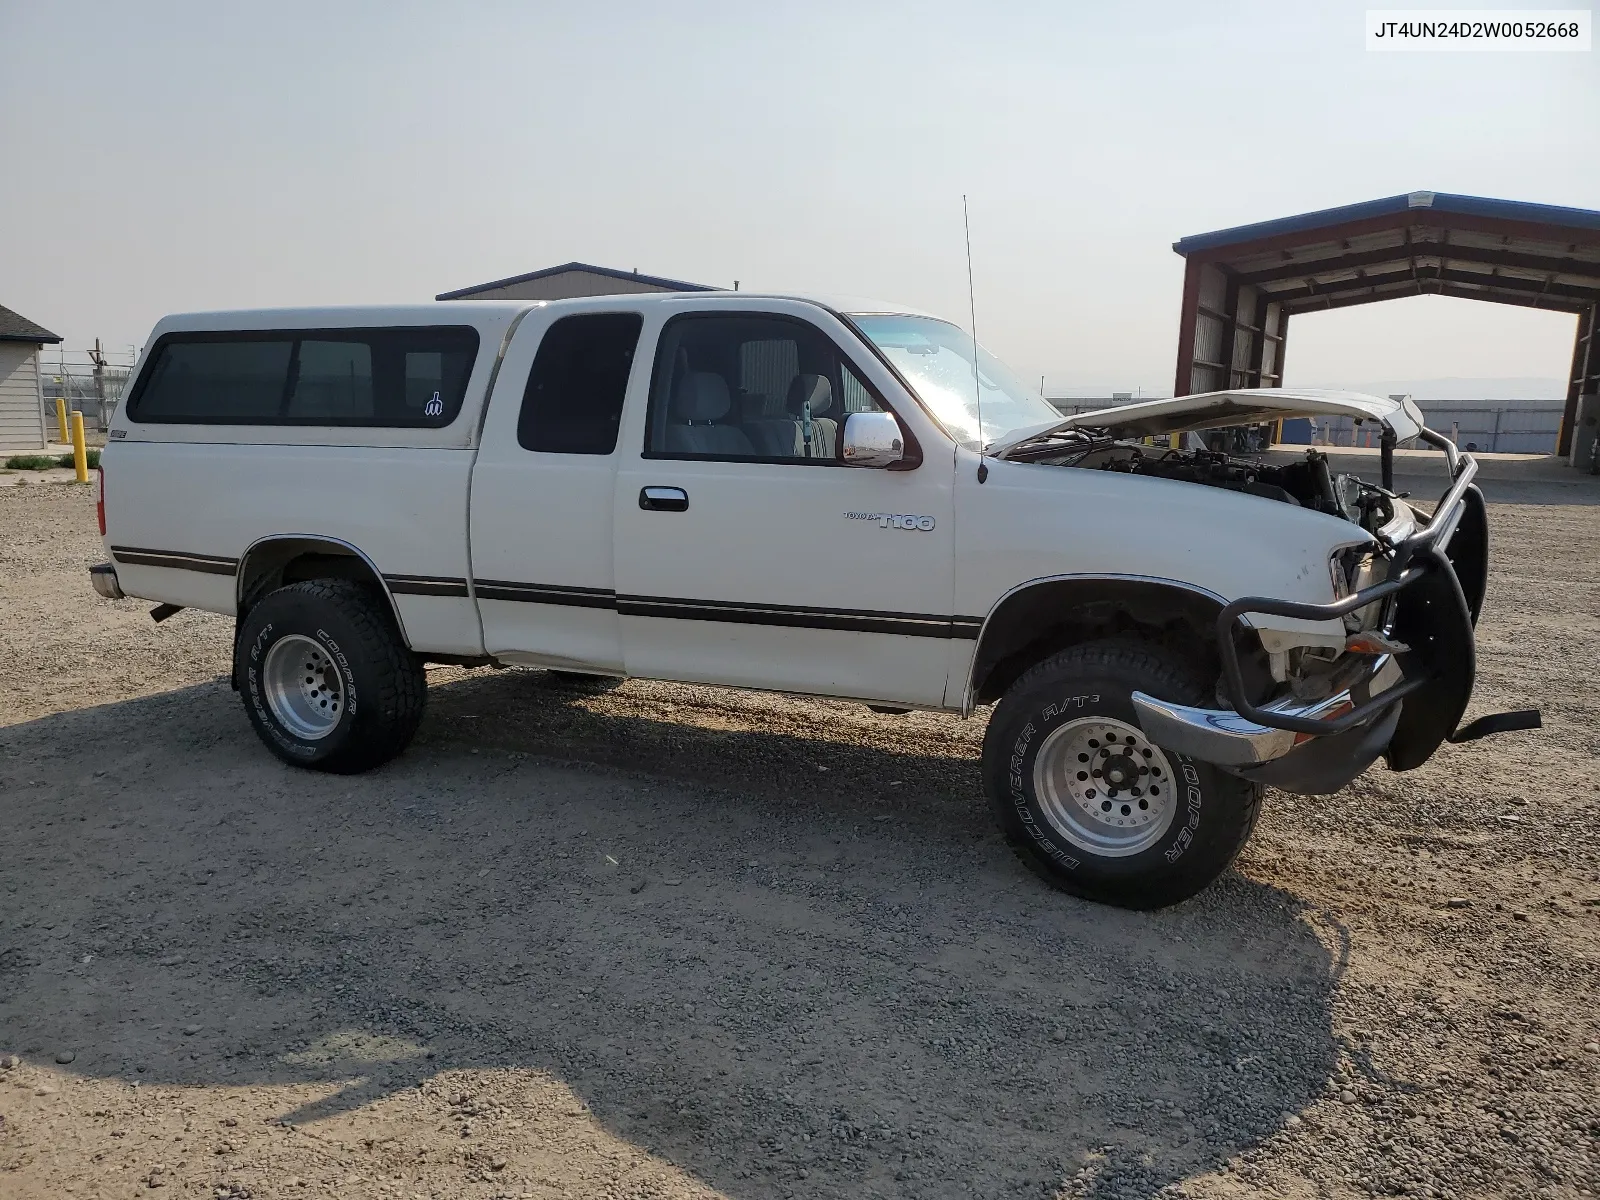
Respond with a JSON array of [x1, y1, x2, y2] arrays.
[[991, 426, 1109, 462]]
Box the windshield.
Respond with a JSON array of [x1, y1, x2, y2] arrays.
[[850, 314, 1062, 448]]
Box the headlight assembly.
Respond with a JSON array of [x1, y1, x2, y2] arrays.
[[1330, 549, 1385, 632]]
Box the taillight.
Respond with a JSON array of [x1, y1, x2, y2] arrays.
[[96, 466, 106, 536]]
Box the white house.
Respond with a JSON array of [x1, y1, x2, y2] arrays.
[[0, 304, 61, 451]]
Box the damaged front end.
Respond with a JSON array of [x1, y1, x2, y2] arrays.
[[991, 388, 1538, 795], [1133, 428, 1536, 794], [992, 388, 1431, 537]]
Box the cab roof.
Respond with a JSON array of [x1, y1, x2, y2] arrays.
[[151, 292, 941, 333]]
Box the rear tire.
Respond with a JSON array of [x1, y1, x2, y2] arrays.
[[981, 638, 1263, 910], [236, 579, 426, 773]]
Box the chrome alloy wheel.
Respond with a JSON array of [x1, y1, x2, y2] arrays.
[[262, 634, 345, 740], [1031, 716, 1179, 858]]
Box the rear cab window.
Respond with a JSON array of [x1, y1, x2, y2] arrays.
[[517, 313, 644, 454], [125, 327, 479, 426]]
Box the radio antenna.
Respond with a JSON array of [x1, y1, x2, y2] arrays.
[[963, 195, 988, 483]]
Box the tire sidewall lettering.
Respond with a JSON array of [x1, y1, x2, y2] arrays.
[[244, 621, 309, 757], [241, 613, 357, 759], [1007, 708, 1088, 871], [1007, 686, 1210, 873], [1164, 755, 1205, 863], [315, 628, 358, 718], [1039, 693, 1099, 724]]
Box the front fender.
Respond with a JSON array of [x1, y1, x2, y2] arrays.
[[955, 454, 1368, 636]]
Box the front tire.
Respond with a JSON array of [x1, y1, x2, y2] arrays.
[[981, 639, 1263, 909], [237, 580, 426, 773]]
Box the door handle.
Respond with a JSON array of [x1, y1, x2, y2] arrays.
[[639, 486, 689, 513]]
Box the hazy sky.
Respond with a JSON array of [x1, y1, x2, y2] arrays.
[[3, 0, 1595, 394]]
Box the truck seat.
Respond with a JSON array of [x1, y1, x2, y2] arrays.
[[788, 374, 837, 459], [664, 372, 754, 456], [736, 374, 838, 460], [740, 390, 805, 457]]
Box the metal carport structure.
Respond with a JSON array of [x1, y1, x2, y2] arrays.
[[1170, 191, 1600, 457]]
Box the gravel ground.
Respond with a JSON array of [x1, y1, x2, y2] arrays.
[[1, 477, 1597, 1200]]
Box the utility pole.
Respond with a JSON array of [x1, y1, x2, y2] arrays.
[[58, 343, 69, 434], [89, 338, 108, 429]]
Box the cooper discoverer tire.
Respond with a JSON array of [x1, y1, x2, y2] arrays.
[[236, 579, 426, 774], [981, 638, 1263, 910]]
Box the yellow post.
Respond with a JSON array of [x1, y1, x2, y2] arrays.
[[1272, 418, 1284, 445], [70, 411, 89, 483], [55, 396, 70, 444], [1168, 432, 1181, 450]]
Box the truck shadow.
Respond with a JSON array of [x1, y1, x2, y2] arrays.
[[2, 674, 1349, 1199]]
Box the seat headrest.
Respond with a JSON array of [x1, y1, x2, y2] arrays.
[[672, 371, 731, 422], [787, 373, 833, 418]]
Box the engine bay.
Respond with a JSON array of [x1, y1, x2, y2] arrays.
[[1051, 441, 1398, 534]]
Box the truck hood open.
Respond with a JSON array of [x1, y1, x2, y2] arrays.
[[990, 389, 1426, 456]]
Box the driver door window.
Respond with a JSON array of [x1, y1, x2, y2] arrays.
[[644, 313, 883, 463]]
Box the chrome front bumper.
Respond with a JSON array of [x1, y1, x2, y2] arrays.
[[1131, 655, 1405, 768]]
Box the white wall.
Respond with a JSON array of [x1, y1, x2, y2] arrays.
[[0, 343, 46, 451]]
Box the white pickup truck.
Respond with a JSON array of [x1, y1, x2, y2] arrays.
[[90, 293, 1537, 908]]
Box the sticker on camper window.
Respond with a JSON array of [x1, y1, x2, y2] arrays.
[[425, 392, 443, 417]]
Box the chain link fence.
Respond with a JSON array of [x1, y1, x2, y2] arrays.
[[40, 344, 138, 435]]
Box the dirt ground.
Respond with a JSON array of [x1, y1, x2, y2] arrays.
[[1, 473, 1597, 1200]]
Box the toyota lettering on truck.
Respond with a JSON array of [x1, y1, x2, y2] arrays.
[[89, 293, 1540, 910]]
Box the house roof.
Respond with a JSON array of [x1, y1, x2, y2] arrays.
[[0, 304, 62, 345], [1171, 191, 1600, 317], [436, 261, 717, 301]]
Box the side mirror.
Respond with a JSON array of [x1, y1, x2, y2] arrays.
[[841, 411, 905, 468]]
